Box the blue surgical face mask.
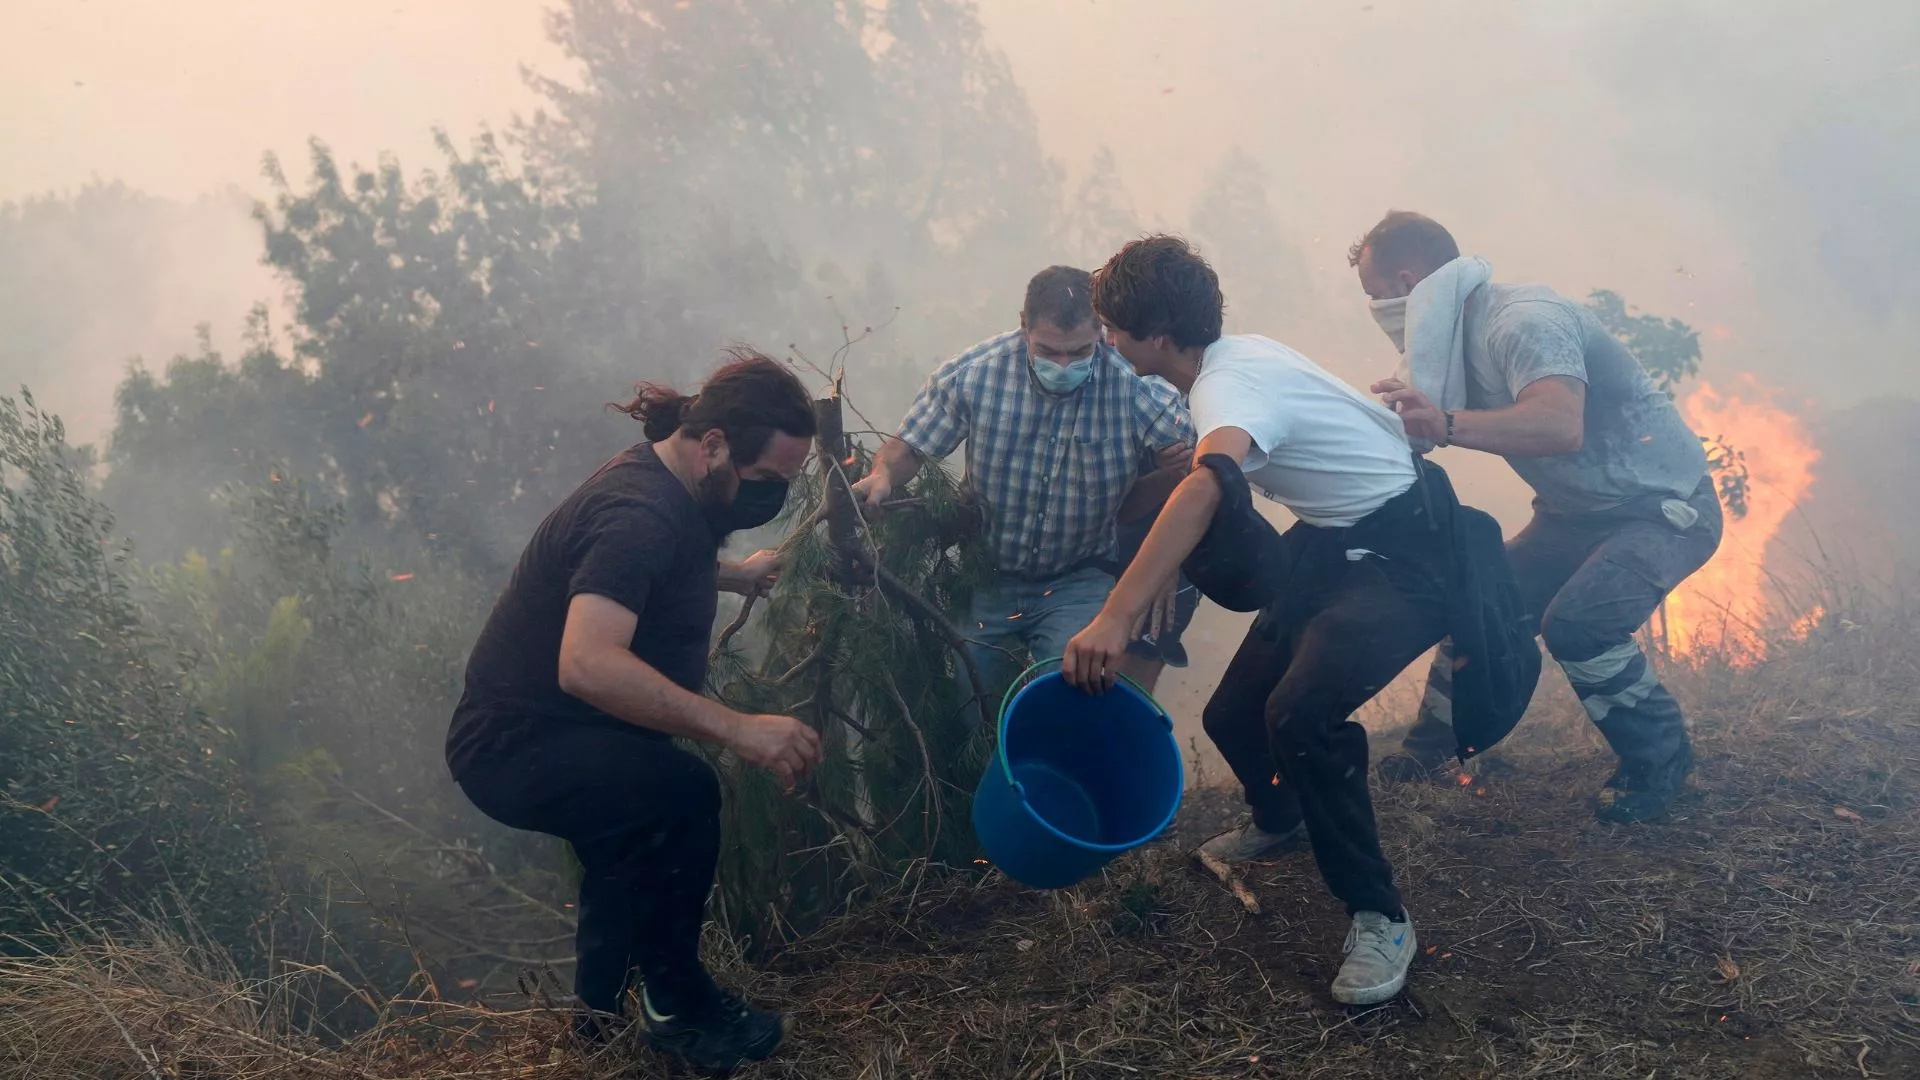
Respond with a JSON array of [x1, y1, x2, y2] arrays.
[[1031, 353, 1095, 394]]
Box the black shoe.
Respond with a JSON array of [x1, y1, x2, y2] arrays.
[[643, 987, 786, 1074], [1595, 741, 1695, 824]]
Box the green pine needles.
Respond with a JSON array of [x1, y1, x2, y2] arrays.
[[704, 389, 1000, 947]]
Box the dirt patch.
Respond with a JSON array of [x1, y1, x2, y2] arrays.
[[4, 628, 1915, 1078], [733, 647, 1920, 1079]]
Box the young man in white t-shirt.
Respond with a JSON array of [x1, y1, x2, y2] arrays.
[[1063, 235, 1446, 1006]]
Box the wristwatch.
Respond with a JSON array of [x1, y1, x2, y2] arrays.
[[1442, 410, 1456, 447]]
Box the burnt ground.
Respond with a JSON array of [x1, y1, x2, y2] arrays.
[[710, 657, 1920, 1080], [5, 632, 1915, 1080]]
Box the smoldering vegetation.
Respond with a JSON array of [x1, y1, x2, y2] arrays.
[[2, 2, 1917, 1077]]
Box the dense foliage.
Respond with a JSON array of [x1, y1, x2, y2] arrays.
[[0, 0, 1764, 1003], [0, 392, 267, 948], [9, 0, 1066, 985]]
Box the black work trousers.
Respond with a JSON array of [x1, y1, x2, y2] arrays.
[[1201, 484, 1451, 918], [454, 721, 722, 1018], [1405, 477, 1723, 776]]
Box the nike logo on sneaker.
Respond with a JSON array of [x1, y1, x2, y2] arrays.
[[1393, 933, 1406, 947]]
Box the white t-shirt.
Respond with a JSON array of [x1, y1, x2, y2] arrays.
[[1188, 335, 1416, 528]]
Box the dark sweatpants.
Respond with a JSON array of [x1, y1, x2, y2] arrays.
[[1202, 485, 1451, 918], [1406, 477, 1723, 776], [455, 722, 721, 1019]]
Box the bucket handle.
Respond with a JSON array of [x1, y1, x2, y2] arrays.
[[996, 657, 1172, 789]]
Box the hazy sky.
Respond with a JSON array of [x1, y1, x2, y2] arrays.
[[4, 0, 1915, 419], [7, 0, 1910, 777], [0, 1, 555, 201]]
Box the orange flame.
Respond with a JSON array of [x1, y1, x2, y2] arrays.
[[1660, 377, 1820, 665]]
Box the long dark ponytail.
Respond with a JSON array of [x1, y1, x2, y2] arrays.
[[611, 347, 817, 464]]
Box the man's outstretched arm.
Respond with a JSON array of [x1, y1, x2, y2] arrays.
[[1064, 426, 1252, 691], [850, 435, 929, 508]]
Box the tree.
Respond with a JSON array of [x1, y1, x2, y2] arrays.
[[523, 0, 1058, 372], [1057, 147, 1141, 269], [1188, 149, 1313, 327], [73, 0, 1076, 967], [1584, 289, 1747, 519], [0, 389, 267, 949], [1586, 288, 1701, 396], [108, 136, 634, 573], [103, 0, 1065, 570]]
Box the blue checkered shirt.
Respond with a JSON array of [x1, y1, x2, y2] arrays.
[[896, 331, 1193, 578]]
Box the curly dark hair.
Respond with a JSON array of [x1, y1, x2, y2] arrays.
[[610, 347, 816, 465], [1091, 235, 1224, 350], [1347, 210, 1459, 275]]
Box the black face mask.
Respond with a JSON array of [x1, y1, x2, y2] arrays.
[[698, 467, 789, 541], [728, 476, 790, 531]]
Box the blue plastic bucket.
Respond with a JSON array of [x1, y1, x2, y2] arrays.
[[971, 659, 1185, 889]]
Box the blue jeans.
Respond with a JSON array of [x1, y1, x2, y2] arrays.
[[962, 565, 1114, 725]]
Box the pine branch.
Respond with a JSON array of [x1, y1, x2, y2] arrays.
[[856, 550, 991, 719], [771, 638, 827, 686], [878, 667, 942, 862], [715, 593, 758, 654]]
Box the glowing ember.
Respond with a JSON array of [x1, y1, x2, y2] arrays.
[[1660, 376, 1820, 666], [1789, 605, 1825, 639], [389, 572, 415, 582]]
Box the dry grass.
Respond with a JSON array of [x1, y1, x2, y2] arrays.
[[3, 604, 1916, 1079]]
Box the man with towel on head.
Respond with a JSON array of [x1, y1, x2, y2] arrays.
[[1352, 210, 1722, 823]]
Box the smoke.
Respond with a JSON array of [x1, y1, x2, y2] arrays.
[[981, 0, 1919, 410], [1, 0, 1914, 953], [6, 1, 1916, 426], [0, 184, 269, 445]]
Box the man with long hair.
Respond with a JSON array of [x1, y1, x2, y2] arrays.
[[446, 350, 822, 1071], [1065, 236, 1447, 1006]]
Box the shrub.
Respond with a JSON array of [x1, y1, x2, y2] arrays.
[[0, 389, 267, 949]]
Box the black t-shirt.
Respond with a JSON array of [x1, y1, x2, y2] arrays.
[[445, 443, 718, 775]]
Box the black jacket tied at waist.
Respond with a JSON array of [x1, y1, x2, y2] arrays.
[[1181, 453, 1539, 761]]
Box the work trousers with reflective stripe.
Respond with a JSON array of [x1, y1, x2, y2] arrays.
[[1405, 477, 1723, 776]]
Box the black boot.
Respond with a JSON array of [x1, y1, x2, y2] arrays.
[[1594, 740, 1695, 823]]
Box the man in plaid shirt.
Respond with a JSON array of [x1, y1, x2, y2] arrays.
[[853, 265, 1193, 704]]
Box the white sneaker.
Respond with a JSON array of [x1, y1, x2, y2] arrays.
[[1196, 817, 1305, 864], [1332, 909, 1416, 1005]]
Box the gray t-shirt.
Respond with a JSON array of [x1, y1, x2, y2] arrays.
[[1463, 283, 1707, 515]]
